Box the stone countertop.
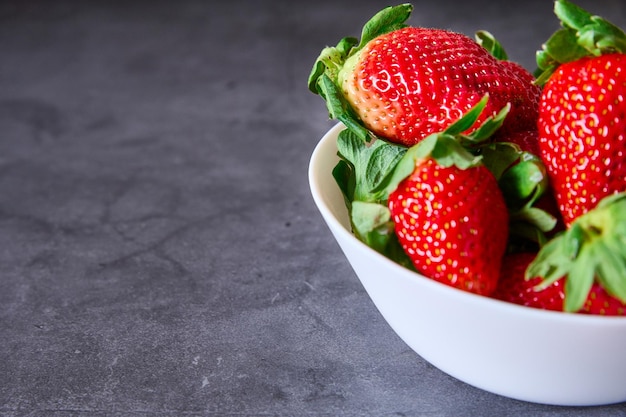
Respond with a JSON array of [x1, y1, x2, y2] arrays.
[[1, 1, 625, 415]]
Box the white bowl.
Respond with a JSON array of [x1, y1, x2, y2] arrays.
[[308, 123, 626, 406]]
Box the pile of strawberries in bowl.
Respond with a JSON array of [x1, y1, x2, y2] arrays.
[[308, 0, 626, 406]]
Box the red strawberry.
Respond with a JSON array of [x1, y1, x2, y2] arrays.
[[492, 252, 564, 311], [535, 1, 626, 227], [309, 4, 540, 146], [538, 53, 626, 226], [384, 100, 510, 295], [389, 157, 508, 295]]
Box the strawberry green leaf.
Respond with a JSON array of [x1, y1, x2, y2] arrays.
[[336, 36, 359, 56], [350, 201, 394, 250], [462, 103, 510, 145], [555, 0, 626, 54], [443, 95, 509, 146], [479, 142, 522, 180], [596, 240, 626, 303], [317, 74, 370, 142], [350, 200, 416, 270], [527, 191, 626, 312], [563, 243, 597, 312], [536, 0, 626, 84], [335, 129, 406, 203], [542, 28, 588, 67], [365, 143, 407, 195], [382, 96, 504, 196], [332, 159, 355, 207], [444, 95, 489, 136], [529, 237, 571, 286], [511, 207, 557, 235], [475, 30, 508, 60], [356, 4, 413, 52]]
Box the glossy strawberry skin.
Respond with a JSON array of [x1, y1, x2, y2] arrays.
[[537, 53, 626, 226], [340, 27, 540, 146], [492, 253, 564, 311], [388, 159, 509, 295]]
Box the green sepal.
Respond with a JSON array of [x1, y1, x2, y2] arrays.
[[316, 74, 370, 142], [443, 95, 491, 136], [479, 142, 522, 181], [332, 159, 355, 209], [535, 0, 626, 85], [334, 129, 407, 204], [475, 30, 508, 60], [349, 201, 417, 270], [526, 192, 626, 312], [356, 4, 413, 50], [443, 95, 510, 146], [350, 201, 394, 251]]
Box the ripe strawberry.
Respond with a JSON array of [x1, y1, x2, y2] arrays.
[[383, 99, 510, 295], [388, 157, 508, 295], [535, 0, 626, 227], [309, 4, 540, 146], [538, 53, 626, 226], [492, 252, 564, 311]]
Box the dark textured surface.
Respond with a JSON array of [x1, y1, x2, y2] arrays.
[[1, 1, 626, 415]]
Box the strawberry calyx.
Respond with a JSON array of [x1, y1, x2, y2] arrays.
[[308, 4, 413, 141], [535, 0, 626, 85], [526, 192, 626, 312]]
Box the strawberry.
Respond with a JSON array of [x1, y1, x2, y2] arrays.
[[308, 4, 540, 147], [388, 154, 508, 295], [383, 99, 510, 296], [535, 0, 626, 227], [492, 252, 564, 312]]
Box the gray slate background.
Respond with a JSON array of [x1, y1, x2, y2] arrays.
[[1, 0, 626, 416]]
